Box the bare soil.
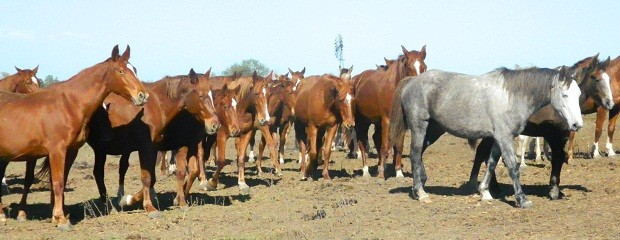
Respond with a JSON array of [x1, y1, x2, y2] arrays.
[[1, 114, 620, 239]]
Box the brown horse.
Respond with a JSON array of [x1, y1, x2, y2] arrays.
[[294, 74, 355, 180], [289, 67, 306, 93], [0, 45, 147, 230], [201, 71, 274, 194], [571, 55, 620, 159], [0, 67, 41, 193], [82, 68, 218, 216], [0, 66, 41, 93], [352, 45, 427, 179], [250, 73, 296, 172]]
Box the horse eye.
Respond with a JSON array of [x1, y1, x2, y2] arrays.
[[562, 94, 568, 98]]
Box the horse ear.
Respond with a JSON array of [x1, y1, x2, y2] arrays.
[[14, 66, 22, 72], [252, 71, 259, 82], [301, 67, 306, 75], [348, 65, 354, 74], [420, 45, 427, 60], [288, 68, 294, 75], [189, 68, 198, 84], [204, 67, 212, 79], [266, 70, 274, 81], [33, 65, 39, 74], [120, 45, 131, 61], [558, 66, 570, 84], [111, 45, 120, 61], [600, 56, 611, 70], [284, 72, 289, 79], [401, 45, 409, 55]]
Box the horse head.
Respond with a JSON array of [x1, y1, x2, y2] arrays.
[[339, 65, 354, 83], [180, 68, 221, 135], [552, 66, 584, 131], [251, 71, 271, 126], [401, 45, 427, 76], [572, 54, 614, 110], [289, 67, 306, 91], [12, 66, 40, 93], [333, 75, 355, 129], [217, 82, 241, 137], [105, 45, 148, 106]]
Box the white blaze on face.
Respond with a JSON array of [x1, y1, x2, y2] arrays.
[[345, 93, 352, 105], [102, 102, 108, 110], [207, 90, 214, 107], [31, 76, 38, 85], [293, 78, 301, 91], [262, 87, 271, 121], [602, 72, 613, 105], [413, 60, 421, 75], [231, 98, 238, 110], [126, 63, 136, 76]]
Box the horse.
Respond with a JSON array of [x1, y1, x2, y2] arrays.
[[156, 78, 241, 206], [390, 66, 584, 208], [201, 71, 273, 194], [294, 74, 355, 180], [249, 73, 296, 172], [289, 67, 306, 92], [0, 45, 148, 230], [352, 45, 427, 179], [0, 66, 41, 193], [333, 66, 355, 152], [468, 55, 613, 200], [571, 55, 620, 159]]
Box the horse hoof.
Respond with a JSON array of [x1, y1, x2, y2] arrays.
[[168, 164, 177, 175], [147, 211, 163, 219], [16, 214, 27, 222], [57, 222, 73, 231], [480, 190, 494, 201], [275, 171, 284, 177], [173, 197, 179, 206], [518, 200, 533, 209], [198, 181, 210, 191], [239, 183, 250, 195], [419, 195, 432, 203], [205, 179, 217, 191], [519, 164, 527, 170], [395, 170, 404, 178], [0, 215, 6, 223], [119, 194, 133, 207]]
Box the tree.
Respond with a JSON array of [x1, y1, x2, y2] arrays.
[[41, 75, 59, 87], [221, 59, 270, 77], [0, 72, 9, 78], [334, 34, 344, 68]]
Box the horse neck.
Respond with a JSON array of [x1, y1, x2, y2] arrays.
[[57, 63, 111, 122], [236, 86, 254, 114], [386, 61, 407, 84], [0, 75, 17, 92], [145, 79, 185, 127]]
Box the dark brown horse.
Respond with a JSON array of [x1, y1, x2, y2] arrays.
[[294, 74, 355, 180], [84, 68, 219, 216], [250, 73, 296, 172], [352, 45, 427, 179], [468, 55, 614, 200], [156, 77, 241, 206], [570, 55, 620, 159], [201, 72, 274, 194], [0, 45, 147, 230]]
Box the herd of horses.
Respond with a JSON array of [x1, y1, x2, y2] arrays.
[[0, 44, 619, 230]]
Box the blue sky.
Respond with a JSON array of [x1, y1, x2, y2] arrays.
[[1, 1, 618, 81]]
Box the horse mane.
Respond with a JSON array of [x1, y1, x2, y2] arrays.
[[495, 67, 557, 102], [227, 76, 253, 100]]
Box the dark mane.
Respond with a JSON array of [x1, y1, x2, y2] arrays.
[[496, 67, 557, 102]]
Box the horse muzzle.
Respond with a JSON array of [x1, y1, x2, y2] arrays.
[[570, 122, 583, 131], [132, 92, 149, 106], [259, 118, 269, 126], [205, 122, 221, 135], [603, 99, 614, 110]]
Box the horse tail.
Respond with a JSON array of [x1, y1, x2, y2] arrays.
[[467, 139, 479, 150], [389, 77, 412, 145], [35, 158, 51, 181]]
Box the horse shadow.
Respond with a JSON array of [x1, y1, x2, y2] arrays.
[[4, 177, 74, 194], [351, 164, 413, 178]]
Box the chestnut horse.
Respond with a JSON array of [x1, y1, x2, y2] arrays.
[[201, 72, 273, 194], [0, 66, 41, 192], [571, 55, 620, 159], [156, 78, 241, 206], [468, 55, 613, 200], [294, 74, 355, 180], [352, 45, 427, 179], [0, 45, 147, 230], [250, 73, 296, 172]]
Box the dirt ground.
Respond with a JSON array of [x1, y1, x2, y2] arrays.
[[1, 113, 619, 239]]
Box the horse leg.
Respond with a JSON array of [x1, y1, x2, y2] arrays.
[[495, 135, 532, 208], [304, 125, 319, 179], [184, 146, 201, 200], [199, 136, 216, 190], [257, 134, 266, 175], [467, 138, 494, 192], [478, 142, 502, 200], [346, 127, 359, 159], [355, 119, 371, 177], [279, 122, 290, 164], [16, 159, 37, 221], [235, 131, 253, 195], [48, 149, 71, 230], [207, 131, 228, 190], [168, 149, 178, 175], [408, 119, 431, 202], [0, 161, 8, 222], [592, 107, 607, 158], [377, 118, 391, 179], [567, 131, 576, 162], [159, 151, 168, 176], [137, 147, 160, 218], [320, 125, 339, 180], [534, 137, 543, 163], [93, 150, 108, 200], [174, 147, 189, 207], [605, 106, 620, 157], [546, 134, 568, 200], [117, 154, 130, 206], [259, 124, 282, 176], [517, 136, 529, 168], [247, 132, 256, 163]]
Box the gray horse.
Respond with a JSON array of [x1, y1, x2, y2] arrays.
[[390, 66, 583, 208]]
